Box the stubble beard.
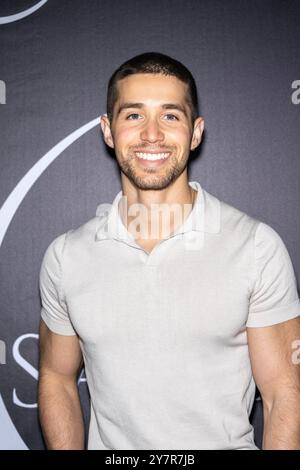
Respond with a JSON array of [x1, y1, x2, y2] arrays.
[[117, 151, 189, 191]]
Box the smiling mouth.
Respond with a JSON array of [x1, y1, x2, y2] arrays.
[[135, 152, 170, 161]]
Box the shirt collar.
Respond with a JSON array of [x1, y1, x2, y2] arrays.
[[95, 181, 221, 242]]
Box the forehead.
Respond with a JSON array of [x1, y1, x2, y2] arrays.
[[115, 73, 189, 105]]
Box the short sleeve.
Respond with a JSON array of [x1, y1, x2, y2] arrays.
[[247, 222, 300, 327], [39, 233, 77, 336]]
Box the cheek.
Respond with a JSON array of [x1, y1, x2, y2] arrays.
[[113, 126, 138, 148], [167, 127, 192, 148]]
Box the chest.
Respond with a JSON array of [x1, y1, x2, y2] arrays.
[[65, 237, 252, 350]]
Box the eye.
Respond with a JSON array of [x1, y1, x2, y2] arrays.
[[163, 114, 179, 121], [126, 113, 142, 120]]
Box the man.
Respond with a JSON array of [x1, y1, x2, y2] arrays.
[[38, 52, 300, 450]]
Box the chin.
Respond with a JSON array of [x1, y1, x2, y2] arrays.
[[127, 171, 186, 191]]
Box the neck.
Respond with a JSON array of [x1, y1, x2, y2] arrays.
[[119, 173, 197, 242]]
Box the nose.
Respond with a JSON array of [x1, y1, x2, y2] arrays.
[[140, 117, 164, 143]]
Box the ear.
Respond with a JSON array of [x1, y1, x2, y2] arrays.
[[190, 117, 204, 151], [100, 115, 114, 149]]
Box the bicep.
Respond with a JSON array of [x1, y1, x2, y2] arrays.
[[247, 316, 300, 406], [39, 319, 83, 379]]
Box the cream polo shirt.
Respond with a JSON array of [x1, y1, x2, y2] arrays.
[[39, 181, 300, 450]]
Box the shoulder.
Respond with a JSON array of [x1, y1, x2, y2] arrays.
[[214, 192, 288, 254], [67, 215, 101, 245], [203, 188, 260, 238], [202, 189, 292, 266], [210, 193, 296, 282], [42, 213, 104, 261], [252, 221, 293, 268]]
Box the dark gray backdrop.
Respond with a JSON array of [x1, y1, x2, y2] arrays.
[[0, 0, 299, 450]]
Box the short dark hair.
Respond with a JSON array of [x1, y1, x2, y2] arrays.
[[106, 52, 199, 123]]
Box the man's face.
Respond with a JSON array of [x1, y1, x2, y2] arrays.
[[101, 73, 204, 190]]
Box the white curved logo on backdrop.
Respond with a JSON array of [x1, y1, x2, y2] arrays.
[[0, 117, 100, 449], [0, 0, 48, 24]]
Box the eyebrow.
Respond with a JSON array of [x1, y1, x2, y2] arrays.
[[116, 102, 188, 117], [161, 103, 188, 117]]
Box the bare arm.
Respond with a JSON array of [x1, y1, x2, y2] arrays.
[[38, 319, 85, 450], [247, 316, 300, 449]]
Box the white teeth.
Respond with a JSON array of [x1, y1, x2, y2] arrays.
[[136, 152, 170, 161]]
